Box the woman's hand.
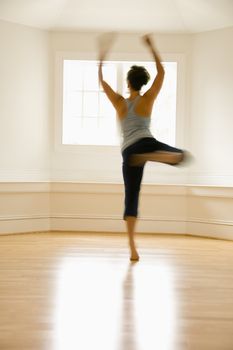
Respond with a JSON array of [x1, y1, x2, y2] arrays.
[[97, 32, 117, 62], [142, 34, 154, 50]]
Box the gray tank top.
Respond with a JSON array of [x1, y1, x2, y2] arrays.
[[120, 96, 153, 151]]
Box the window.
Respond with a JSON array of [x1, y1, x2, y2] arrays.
[[62, 60, 177, 146]]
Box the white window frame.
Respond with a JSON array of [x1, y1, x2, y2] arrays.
[[54, 51, 187, 156]]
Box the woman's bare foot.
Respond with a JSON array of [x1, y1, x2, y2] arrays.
[[130, 250, 140, 261]]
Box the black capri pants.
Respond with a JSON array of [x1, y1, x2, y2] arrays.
[[122, 137, 184, 219]]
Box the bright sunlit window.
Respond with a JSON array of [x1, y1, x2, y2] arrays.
[[62, 60, 177, 146]]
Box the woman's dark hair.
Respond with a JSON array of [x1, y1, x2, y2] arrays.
[[127, 65, 150, 91]]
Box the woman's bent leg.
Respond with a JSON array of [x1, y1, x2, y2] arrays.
[[130, 151, 184, 166], [129, 139, 185, 167]]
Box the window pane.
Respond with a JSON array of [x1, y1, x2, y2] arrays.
[[99, 92, 115, 118], [102, 64, 117, 89], [63, 117, 82, 144], [63, 91, 82, 117], [83, 117, 98, 129], [63, 60, 83, 91], [83, 62, 99, 91], [98, 117, 119, 145], [151, 62, 177, 145], [83, 92, 99, 117]]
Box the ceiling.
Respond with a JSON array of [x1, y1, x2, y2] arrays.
[[0, 0, 233, 33]]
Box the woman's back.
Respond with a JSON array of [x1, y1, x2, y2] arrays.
[[120, 96, 153, 151]]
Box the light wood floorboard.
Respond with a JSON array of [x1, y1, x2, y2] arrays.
[[0, 232, 233, 350]]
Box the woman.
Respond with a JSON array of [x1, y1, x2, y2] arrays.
[[98, 34, 185, 261]]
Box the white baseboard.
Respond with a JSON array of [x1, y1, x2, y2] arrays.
[[187, 218, 233, 240], [0, 182, 50, 234], [0, 182, 233, 240], [51, 215, 124, 233], [51, 214, 187, 234], [0, 215, 50, 234]]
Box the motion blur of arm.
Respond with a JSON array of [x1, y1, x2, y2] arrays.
[[142, 35, 165, 102], [98, 41, 123, 110]]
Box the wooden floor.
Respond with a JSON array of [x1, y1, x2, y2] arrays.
[[0, 232, 233, 350]]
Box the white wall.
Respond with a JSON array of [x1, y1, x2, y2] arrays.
[[0, 20, 51, 181], [0, 22, 233, 238], [188, 27, 233, 186], [51, 32, 191, 184]]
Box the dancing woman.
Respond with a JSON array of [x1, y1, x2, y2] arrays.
[[98, 34, 185, 261]]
